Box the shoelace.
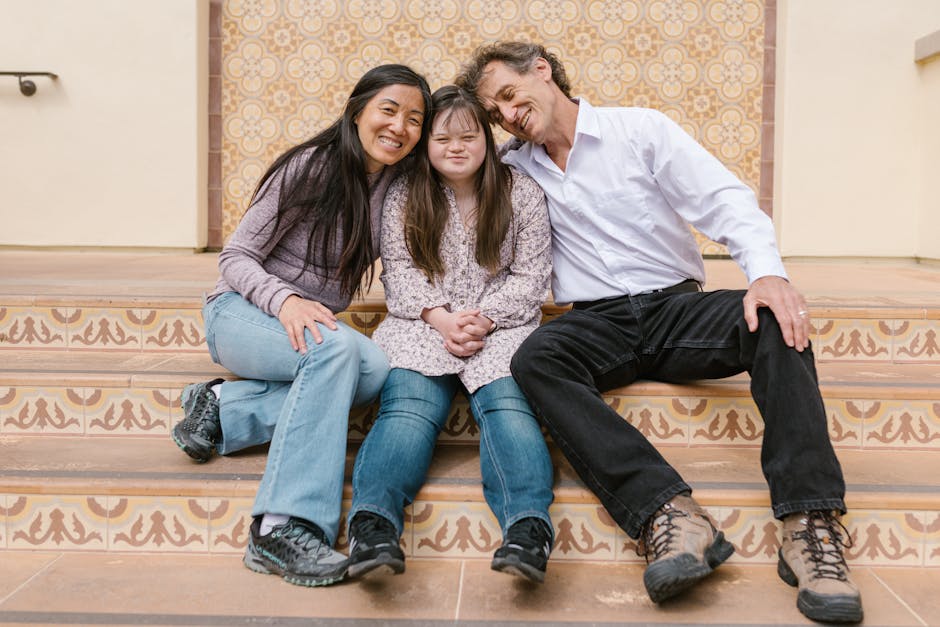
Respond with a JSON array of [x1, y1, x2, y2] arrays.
[[280, 519, 329, 555], [183, 389, 218, 437], [353, 513, 398, 547], [794, 511, 853, 581], [636, 505, 688, 562]]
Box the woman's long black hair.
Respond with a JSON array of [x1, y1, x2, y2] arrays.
[[251, 64, 432, 298]]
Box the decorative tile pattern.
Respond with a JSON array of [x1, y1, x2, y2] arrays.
[[138, 309, 206, 352], [814, 319, 892, 362], [6, 496, 108, 551], [68, 308, 142, 351], [824, 399, 867, 449], [607, 395, 689, 445], [109, 497, 211, 553], [687, 397, 763, 446], [0, 307, 69, 349], [411, 501, 500, 559], [207, 497, 253, 553], [0, 494, 8, 548], [862, 401, 940, 450], [922, 511, 940, 567], [891, 321, 940, 363], [0, 387, 84, 435], [843, 511, 924, 567], [551, 504, 617, 562], [337, 311, 385, 338], [83, 388, 172, 436], [221, 0, 769, 252], [719, 507, 780, 564]]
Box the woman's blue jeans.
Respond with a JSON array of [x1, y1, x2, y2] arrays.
[[349, 368, 555, 539], [203, 291, 390, 544]]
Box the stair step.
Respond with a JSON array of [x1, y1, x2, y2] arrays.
[[3, 350, 939, 449], [2, 553, 936, 626], [1, 436, 938, 569]]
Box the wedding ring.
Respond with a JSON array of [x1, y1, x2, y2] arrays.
[[798, 310, 808, 317]]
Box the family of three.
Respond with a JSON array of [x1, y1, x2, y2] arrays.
[[171, 42, 863, 624]]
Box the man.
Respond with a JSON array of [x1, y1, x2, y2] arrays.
[[456, 41, 862, 624]]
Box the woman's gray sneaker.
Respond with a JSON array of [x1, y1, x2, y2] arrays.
[[243, 516, 348, 587], [171, 378, 224, 463]]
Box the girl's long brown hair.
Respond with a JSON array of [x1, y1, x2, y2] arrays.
[[404, 85, 513, 281]]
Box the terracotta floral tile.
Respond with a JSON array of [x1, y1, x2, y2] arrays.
[[82, 388, 171, 435], [410, 501, 500, 559], [862, 400, 940, 450], [68, 308, 142, 351], [138, 309, 206, 352], [922, 511, 940, 567], [607, 395, 690, 445], [108, 497, 211, 553], [824, 399, 867, 448], [814, 319, 892, 362], [207, 497, 252, 554], [346, 402, 377, 442], [439, 397, 480, 442], [551, 504, 617, 562], [719, 507, 780, 564], [687, 397, 764, 446], [6, 495, 108, 551], [0, 386, 84, 434], [0, 306, 69, 349], [891, 320, 940, 363], [0, 494, 7, 548], [843, 511, 924, 567]]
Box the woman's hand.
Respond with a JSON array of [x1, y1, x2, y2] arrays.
[[277, 295, 338, 353], [422, 307, 491, 357]]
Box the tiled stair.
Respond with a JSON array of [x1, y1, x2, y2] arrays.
[[2, 251, 940, 625]]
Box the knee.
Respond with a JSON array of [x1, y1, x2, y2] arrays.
[[298, 326, 362, 369], [510, 331, 551, 380]]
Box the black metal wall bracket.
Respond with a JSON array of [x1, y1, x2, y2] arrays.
[[1, 71, 59, 96]]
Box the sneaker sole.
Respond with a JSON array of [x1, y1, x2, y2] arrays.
[[243, 544, 346, 587], [491, 554, 545, 584], [777, 550, 863, 623], [644, 531, 735, 603], [171, 426, 213, 463], [347, 551, 405, 579]]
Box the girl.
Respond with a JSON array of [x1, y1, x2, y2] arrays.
[[171, 64, 432, 587], [346, 85, 555, 583]]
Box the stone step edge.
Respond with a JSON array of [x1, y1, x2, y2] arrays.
[[3, 357, 939, 400], [4, 295, 940, 320]]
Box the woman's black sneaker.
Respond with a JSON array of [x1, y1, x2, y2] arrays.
[[243, 516, 347, 587], [491, 517, 553, 583], [347, 511, 405, 578], [172, 378, 224, 463]]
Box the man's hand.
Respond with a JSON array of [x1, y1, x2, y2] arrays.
[[743, 276, 811, 352], [277, 295, 338, 353], [422, 307, 491, 357]]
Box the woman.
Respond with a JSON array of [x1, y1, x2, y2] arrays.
[[171, 64, 432, 587], [346, 85, 555, 584]]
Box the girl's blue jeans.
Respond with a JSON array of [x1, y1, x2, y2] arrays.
[[349, 368, 555, 539], [203, 291, 389, 544]]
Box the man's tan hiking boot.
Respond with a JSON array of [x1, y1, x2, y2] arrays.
[[778, 511, 863, 623], [639, 493, 735, 603]]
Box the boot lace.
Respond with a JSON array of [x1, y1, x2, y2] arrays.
[[794, 511, 853, 581], [180, 387, 220, 441], [279, 518, 330, 557], [636, 504, 688, 563], [504, 517, 551, 551]]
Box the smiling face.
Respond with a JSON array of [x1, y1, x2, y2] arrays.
[[475, 57, 558, 145], [427, 107, 487, 190], [354, 84, 426, 173]]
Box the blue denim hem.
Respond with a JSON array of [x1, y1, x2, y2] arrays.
[[772, 498, 847, 520]]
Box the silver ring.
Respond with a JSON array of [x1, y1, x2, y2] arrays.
[[798, 310, 808, 317]]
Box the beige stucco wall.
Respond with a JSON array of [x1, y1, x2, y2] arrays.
[[917, 52, 940, 260], [776, 0, 940, 259], [0, 0, 208, 249]]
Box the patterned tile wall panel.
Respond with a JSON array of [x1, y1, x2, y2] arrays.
[[220, 0, 771, 253]]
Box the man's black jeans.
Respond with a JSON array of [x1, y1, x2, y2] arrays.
[[510, 286, 846, 539]]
